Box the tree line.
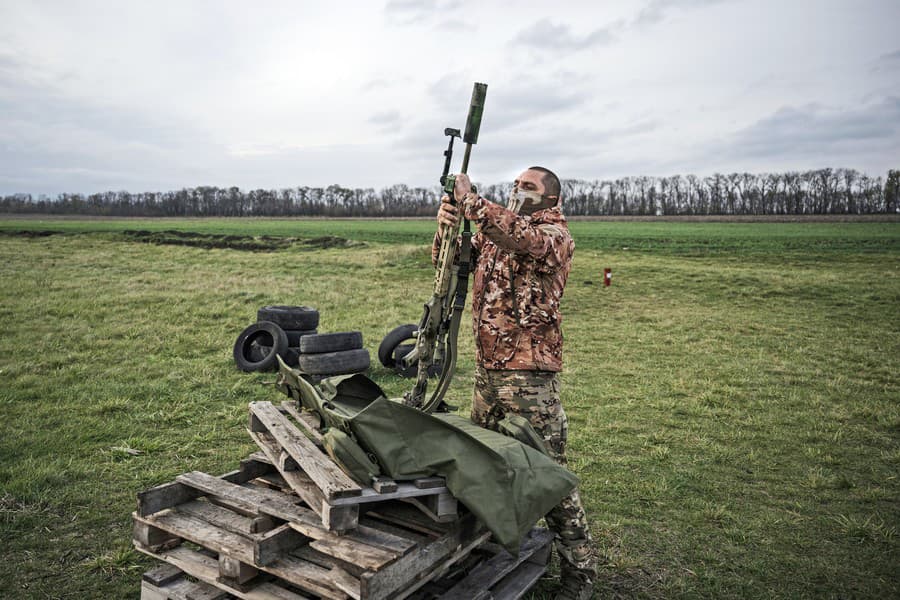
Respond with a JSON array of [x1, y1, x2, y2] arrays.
[[2, 168, 898, 217]]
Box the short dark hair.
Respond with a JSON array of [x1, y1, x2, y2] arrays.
[[528, 166, 561, 199]]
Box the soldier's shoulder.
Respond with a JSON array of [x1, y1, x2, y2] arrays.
[[537, 223, 567, 238], [536, 215, 573, 243]]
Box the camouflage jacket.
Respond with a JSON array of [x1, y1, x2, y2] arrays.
[[433, 197, 575, 371]]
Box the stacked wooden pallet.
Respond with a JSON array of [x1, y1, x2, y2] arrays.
[[133, 400, 553, 599]]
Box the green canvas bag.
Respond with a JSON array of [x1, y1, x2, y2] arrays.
[[275, 359, 578, 554]]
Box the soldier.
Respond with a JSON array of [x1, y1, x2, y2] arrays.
[[434, 167, 596, 600]]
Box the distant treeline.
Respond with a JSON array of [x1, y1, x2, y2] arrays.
[[2, 168, 898, 217]]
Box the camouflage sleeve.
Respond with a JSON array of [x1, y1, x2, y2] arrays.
[[464, 197, 571, 271]]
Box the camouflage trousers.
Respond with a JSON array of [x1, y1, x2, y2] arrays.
[[471, 366, 596, 581]]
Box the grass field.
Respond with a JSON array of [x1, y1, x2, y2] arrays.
[[1, 216, 898, 599]]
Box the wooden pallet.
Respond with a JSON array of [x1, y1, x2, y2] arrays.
[[247, 401, 457, 532], [134, 463, 491, 600], [136, 399, 551, 599], [139, 528, 553, 600]]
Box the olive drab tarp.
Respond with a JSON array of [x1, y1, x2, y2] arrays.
[[275, 359, 578, 554]]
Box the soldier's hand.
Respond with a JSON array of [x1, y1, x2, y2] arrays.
[[453, 173, 472, 203], [437, 195, 459, 227]]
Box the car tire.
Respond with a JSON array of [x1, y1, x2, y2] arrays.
[[285, 329, 317, 346], [378, 324, 418, 368], [298, 331, 363, 354], [297, 348, 370, 376], [257, 306, 319, 331], [234, 321, 289, 372]]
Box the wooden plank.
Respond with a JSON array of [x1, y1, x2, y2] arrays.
[[526, 535, 553, 567], [134, 520, 181, 549], [142, 572, 227, 600], [413, 477, 445, 490], [138, 459, 273, 517], [251, 515, 278, 534], [348, 524, 418, 556], [291, 545, 365, 579], [248, 429, 328, 515], [360, 513, 486, 600], [255, 523, 308, 566], [137, 510, 256, 565], [358, 516, 431, 547], [141, 570, 227, 600], [176, 471, 313, 524], [136, 545, 315, 600], [219, 554, 258, 585], [364, 504, 449, 537], [253, 472, 292, 493], [371, 477, 398, 494], [405, 493, 458, 523], [141, 580, 170, 600], [328, 481, 450, 507], [271, 553, 357, 600], [143, 562, 183, 587], [244, 451, 270, 465], [280, 401, 325, 446], [306, 533, 400, 572], [485, 561, 546, 600], [393, 529, 493, 600], [438, 528, 554, 600], [249, 401, 361, 500], [134, 519, 354, 600], [178, 499, 263, 536], [186, 580, 230, 600], [138, 481, 202, 519], [172, 472, 401, 571], [250, 429, 361, 532], [322, 502, 360, 532]]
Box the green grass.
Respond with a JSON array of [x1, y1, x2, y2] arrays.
[[1, 215, 897, 254], [0, 217, 898, 598]]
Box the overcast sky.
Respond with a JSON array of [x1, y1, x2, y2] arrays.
[[1, 0, 898, 195]]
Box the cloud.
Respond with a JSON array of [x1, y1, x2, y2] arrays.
[[384, 0, 463, 25], [369, 110, 402, 127], [688, 96, 900, 174], [511, 19, 618, 52], [879, 49, 900, 63], [0, 52, 221, 193], [360, 78, 392, 92], [729, 97, 899, 156], [482, 87, 593, 131], [634, 0, 731, 27], [871, 48, 900, 73], [435, 18, 468, 32], [426, 69, 594, 129]]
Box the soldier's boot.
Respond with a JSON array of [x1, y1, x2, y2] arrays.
[[556, 569, 594, 600], [554, 535, 596, 600]]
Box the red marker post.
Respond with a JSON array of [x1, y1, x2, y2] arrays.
[[603, 268, 612, 286]]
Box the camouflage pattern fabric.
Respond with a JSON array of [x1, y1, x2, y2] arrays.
[[471, 366, 597, 584], [433, 198, 575, 371]]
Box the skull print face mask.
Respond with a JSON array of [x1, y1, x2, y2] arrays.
[[507, 189, 556, 215]]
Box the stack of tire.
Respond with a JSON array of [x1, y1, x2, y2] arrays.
[[378, 323, 442, 379], [233, 306, 370, 376]]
